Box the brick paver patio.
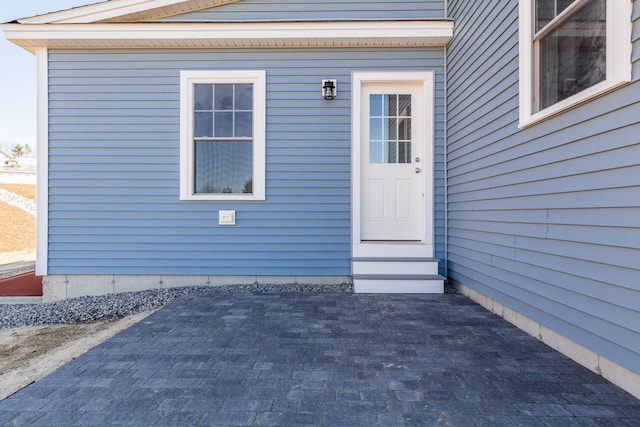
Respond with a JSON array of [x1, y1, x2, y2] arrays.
[[1, 291, 638, 426]]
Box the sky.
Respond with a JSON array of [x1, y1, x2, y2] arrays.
[[0, 0, 99, 154]]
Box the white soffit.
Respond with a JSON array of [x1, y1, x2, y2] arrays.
[[18, 0, 242, 24], [3, 21, 454, 52]]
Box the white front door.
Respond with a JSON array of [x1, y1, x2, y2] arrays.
[[352, 72, 434, 258], [361, 82, 425, 241]]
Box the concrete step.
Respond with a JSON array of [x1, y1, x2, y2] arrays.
[[352, 257, 439, 275], [353, 274, 446, 294]]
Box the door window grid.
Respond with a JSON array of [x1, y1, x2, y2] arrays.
[[369, 94, 412, 164]]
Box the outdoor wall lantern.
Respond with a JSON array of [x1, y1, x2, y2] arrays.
[[322, 79, 337, 100]]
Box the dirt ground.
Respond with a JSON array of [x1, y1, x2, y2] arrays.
[[0, 184, 36, 258], [0, 322, 114, 374], [0, 311, 154, 401], [0, 184, 152, 401]]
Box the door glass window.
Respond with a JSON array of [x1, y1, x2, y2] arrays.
[[369, 94, 412, 164]]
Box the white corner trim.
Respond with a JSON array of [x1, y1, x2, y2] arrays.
[[517, 0, 533, 126], [18, 0, 241, 24], [518, 0, 633, 128], [36, 47, 48, 276], [2, 21, 454, 53], [456, 282, 640, 400]]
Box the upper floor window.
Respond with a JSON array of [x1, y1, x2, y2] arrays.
[[180, 70, 266, 201], [519, 0, 632, 127]]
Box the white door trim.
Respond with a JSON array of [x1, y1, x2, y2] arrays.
[[351, 71, 435, 258]]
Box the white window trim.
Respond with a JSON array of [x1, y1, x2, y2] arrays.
[[519, 0, 632, 128], [180, 70, 266, 201]]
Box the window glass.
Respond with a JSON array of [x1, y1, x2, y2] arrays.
[[214, 84, 234, 110], [235, 112, 253, 138], [370, 94, 383, 116], [369, 94, 412, 164], [538, 0, 606, 110], [398, 95, 412, 117], [194, 111, 213, 137], [194, 83, 254, 195], [235, 84, 253, 110], [194, 84, 213, 110], [536, 0, 575, 30], [214, 112, 233, 137], [195, 141, 253, 194]]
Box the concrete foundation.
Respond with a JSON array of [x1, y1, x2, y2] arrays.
[[42, 274, 353, 302]]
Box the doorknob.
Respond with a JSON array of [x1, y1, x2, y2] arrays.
[[415, 168, 421, 174]]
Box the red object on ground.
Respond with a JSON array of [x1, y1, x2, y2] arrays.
[[0, 271, 43, 296]]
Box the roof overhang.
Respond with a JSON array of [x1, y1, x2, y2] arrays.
[[2, 20, 454, 53]]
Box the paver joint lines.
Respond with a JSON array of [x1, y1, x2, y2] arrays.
[[1, 291, 639, 426]]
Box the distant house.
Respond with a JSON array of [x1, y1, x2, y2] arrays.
[[0, 148, 18, 168], [3, 0, 639, 399]]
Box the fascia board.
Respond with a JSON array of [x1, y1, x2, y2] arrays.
[[2, 20, 454, 52]]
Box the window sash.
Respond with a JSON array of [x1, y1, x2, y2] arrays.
[[194, 140, 254, 195], [534, 0, 606, 111], [534, 0, 590, 40]]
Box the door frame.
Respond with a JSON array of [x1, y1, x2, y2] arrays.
[[351, 71, 435, 258]]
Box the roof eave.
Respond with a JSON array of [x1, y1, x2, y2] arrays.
[[2, 20, 454, 53]]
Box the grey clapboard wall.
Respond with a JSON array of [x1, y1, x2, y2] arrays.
[[154, 0, 445, 21], [47, 48, 446, 276], [446, 0, 640, 373]]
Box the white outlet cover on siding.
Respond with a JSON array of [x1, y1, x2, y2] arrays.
[[219, 210, 236, 225]]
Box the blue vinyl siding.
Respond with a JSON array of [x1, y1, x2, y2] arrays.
[[155, 0, 445, 22], [47, 48, 446, 276], [446, 1, 640, 374]]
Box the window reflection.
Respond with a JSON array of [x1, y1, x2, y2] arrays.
[[538, 0, 606, 110]]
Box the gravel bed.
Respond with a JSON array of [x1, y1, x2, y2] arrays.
[[0, 283, 353, 331]]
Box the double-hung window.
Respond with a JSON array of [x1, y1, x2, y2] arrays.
[[519, 0, 632, 126], [180, 70, 266, 200]]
